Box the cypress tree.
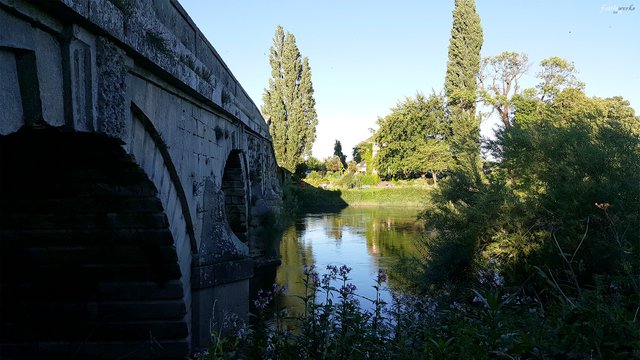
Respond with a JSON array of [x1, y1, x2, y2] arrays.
[[444, 0, 484, 184], [262, 26, 318, 173], [444, 0, 483, 113]]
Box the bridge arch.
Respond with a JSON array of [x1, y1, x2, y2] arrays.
[[221, 149, 250, 243], [0, 128, 191, 358]]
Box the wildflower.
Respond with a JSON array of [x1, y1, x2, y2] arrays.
[[376, 268, 387, 284], [321, 266, 338, 287], [326, 264, 338, 275], [340, 283, 357, 295], [303, 264, 316, 274], [272, 283, 286, 295], [321, 273, 333, 287], [492, 271, 505, 287], [338, 264, 352, 277], [309, 272, 320, 284]]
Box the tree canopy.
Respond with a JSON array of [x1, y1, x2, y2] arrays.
[[479, 51, 530, 127], [262, 25, 318, 173], [373, 93, 452, 178]]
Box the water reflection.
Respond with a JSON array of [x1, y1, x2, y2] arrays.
[[270, 207, 423, 315]]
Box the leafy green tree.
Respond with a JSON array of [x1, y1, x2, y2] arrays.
[[479, 51, 530, 127], [352, 141, 369, 164], [262, 26, 318, 173], [444, 0, 483, 113], [352, 140, 374, 174], [536, 56, 584, 102], [304, 156, 326, 173], [374, 93, 452, 178], [324, 155, 344, 173], [346, 161, 358, 174], [333, 140, 347, 168], [405, 139, 452, 185]]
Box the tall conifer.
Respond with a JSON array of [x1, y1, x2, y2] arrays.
[[444, 0, 483, 183], [444, 0, 483, 113], [262, 26, 318, 173]]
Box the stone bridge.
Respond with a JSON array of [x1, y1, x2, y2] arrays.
[[0, 0, 282, 358]]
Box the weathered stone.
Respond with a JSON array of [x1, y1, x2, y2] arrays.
[[0, 0, 282, 357], [96, 36, 128, 140]]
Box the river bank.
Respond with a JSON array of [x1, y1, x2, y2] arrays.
[[289, 183, 433, 213]]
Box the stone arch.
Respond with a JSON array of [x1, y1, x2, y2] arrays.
[[128, 105, 195, 285], [0, 128, 191, 358], [221, 150, 249, 243]]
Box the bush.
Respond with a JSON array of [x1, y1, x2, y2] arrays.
[[358, 173, 380, 186]]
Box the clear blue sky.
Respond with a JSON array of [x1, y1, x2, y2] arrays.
[[179, 1, 639, 160]]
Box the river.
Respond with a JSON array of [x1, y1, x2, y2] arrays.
[[255, 206, 425, 316]]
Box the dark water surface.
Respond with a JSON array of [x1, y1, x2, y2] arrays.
[[263, 206, 424, 315]]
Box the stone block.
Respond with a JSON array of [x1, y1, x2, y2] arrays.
[[0, 49, 23, 134], [0, 8, 34, 50]]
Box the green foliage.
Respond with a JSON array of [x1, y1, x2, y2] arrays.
[[262, 26, 318, 172], [340, 186, 429, 207], [479, 51, 530, 127], [373, 93, 453, 179], [346, 161, 358, 174], [444, 0, 484, 186], [333, 140, 347, 167], [422, 87, 640, 293], [324, 155, 344, 173], [536, 56, 584, 102], [444, 0, 483, 113], [448, 111, 483, 185], [305, 156, 325, 172], [352, 140, 372, 164]]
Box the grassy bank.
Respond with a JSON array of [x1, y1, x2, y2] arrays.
[[290, 184, 433, 213], [339, 186, 432, 207]]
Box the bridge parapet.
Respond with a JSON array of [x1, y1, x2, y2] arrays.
[[55, 0, 269, 139]]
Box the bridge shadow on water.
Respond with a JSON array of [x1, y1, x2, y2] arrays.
[[289, 181, 348, 214]]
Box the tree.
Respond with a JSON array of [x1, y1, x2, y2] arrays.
[[352, 140, 370, 164], [373, 93, 452, 178], [444, 0, 484, 184], [333, 140, 347, 168], [479, 51, 530, 128], [536, 56, 584, 102], [304, 156, 326, 173], [423, 86, 640, 287], [444, 0, 483, 113], [346, 161, 358, 174], [262, 26, 318, 173], [324, 155, 344, 173]]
